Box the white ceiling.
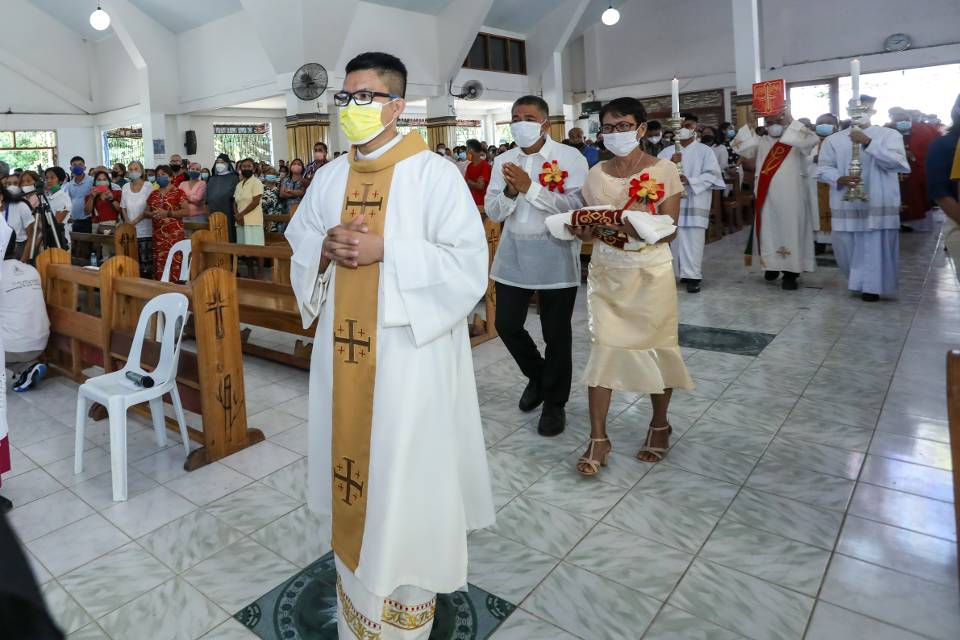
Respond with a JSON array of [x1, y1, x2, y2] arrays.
[[29, 0, 242, 41], [484, 0, 562, 33], [364, 0, 455, 14], [231, 96, 288, 110]]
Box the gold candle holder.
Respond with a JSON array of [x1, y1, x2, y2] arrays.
[[843, 101, 870, 202]]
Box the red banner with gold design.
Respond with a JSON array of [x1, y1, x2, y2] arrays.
[[752, 79, 785, 117]]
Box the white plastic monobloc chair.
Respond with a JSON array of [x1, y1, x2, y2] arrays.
[[160, 239, 192, 283], [74, 292, 191, 501]]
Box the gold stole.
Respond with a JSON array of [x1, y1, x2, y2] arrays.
[[331, 133, 428, 572]]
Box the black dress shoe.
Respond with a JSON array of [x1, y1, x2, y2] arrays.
[[764, 271, 780, 281], [537, 403, 566, 437], [518, 380, 543, 413], [0, 495, 12, 514], [900, 225, 914, 232], [861, 292, 880, 302], [782, 273, 799, 290], [686, 279, 701, 293]]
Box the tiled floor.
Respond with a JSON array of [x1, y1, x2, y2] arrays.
[[4, 221, 959, 639]]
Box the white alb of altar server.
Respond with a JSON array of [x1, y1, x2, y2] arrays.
[[816, 122, 910, 296], [657, 139, 725, 281], [285, 137, 495, 598], [736, 120, 821, 274]]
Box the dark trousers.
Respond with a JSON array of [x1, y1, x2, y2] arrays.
[[494, 282, 578, 406]]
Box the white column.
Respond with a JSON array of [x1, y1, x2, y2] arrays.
[[426, 95, 456, 120], [140, 111, 167, 168], [541, 51, 565, 118], [731, 0, 761, 96], [483, 114, 497, 146], [326, 91, 346, 154]]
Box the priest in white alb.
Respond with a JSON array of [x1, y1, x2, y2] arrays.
[[734, 105, 820, 289], [816, 95, 910, 301], [658, 113, 725, 293], [285, 52, 494, 639]]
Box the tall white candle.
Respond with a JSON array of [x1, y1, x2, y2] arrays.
[[851, 59, 860, 102], [671, 77, 680, 114]]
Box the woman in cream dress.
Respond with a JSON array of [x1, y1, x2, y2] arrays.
[[573, 97, 694, 475]]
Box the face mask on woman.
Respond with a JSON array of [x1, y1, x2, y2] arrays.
[[815, 124, 836, 137], [156, 176, 170, 188], [95, 179, 110, 187], [603, 130, 641, 157], [147, 175, 156, 183], [201, 171, 210, 180], [127, 171, 142, 181], [215, 162, 229, 175], [263, 175, 278, 183], [5, 185, 22, 197], [21, 185, 36, 194], [647, 135, 662, 145], [241, 168, 254, 178], [727, 129, 736, 139], [895, 120, 912, 133], [188, 170, 201, 180]]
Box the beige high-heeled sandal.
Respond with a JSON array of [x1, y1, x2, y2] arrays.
[[577, 438, 611, 476], [637, 424, 672, 462]]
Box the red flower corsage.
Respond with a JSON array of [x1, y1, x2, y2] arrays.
[[539, 160, 568, 193], [624, 172, 666, 213]]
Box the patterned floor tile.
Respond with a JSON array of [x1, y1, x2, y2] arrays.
[[491, 610, 580, 640], [98, 577, 227, 640], [669, 559, 814, 640], [642, 605, 745, 640], [698, 400, 784, 433], [662, 441, 758, 485], [868, 431, 953, 470], [200, 618, 260, 639], [723, 488, 843, 550], [631, 465, 739, 516], [42, 581, 93, 635], [858, 454, 954, 502], [258, 458, 308, 503], [746, 461, 855, 512], [488, 495, 596, 558], [218, 441, 302, 480], [805, 602, 927, 640], [182, 538, 298, 613], [847, 482, 956, 541], [567, 522, 693, 600], [249, 505, 332, 567], [8, 488, 96, 542], [524, 562, 661, 640], [466, 530, 559, 603], [561, 448, 654, 489], [67, 623, 111, 639], [522, 467, 628, 519], [204, 483, 301, 534], [59, 542, 174, 618], [680, 417, 775, 458], [139, 509, 245, 573], [164, 462, 254, 506], [100, 485, 198, 538], [485, 449, 552, 509], [837, 515, 958, 588], [26, 513, 131, 577], [603, 492, 719, 554], [776, 416, 873, 452], [761, 436, 865, 480], [820, 555, 960, 640], [700, 520, 831, 596]]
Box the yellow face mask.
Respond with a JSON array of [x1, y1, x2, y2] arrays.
[[339, 101, 396, 145]]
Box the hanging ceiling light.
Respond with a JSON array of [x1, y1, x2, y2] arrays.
[[601, 4, 620, 26], [89, 4, 111, 31]]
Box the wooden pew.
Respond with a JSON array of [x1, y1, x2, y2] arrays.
[[190, 231, 308, 368], [264, 202, 296, 246], [947, 350, 960, 576], [36, 249, 264, 470], [183, 211, 229, 240], [70, 222, 138, 266]]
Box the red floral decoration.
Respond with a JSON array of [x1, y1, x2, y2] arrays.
[[538, 160, 569, 193], [624, 172, 666, 213]]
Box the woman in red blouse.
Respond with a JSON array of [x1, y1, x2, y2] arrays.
[[84, 168, 122, 230], [146, 165, 189, 280]]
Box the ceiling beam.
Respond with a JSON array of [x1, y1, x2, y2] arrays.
[[436, 0, 497, 82]]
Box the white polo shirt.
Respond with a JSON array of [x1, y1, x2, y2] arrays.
[[0, 259, 50, 353], [3, 201, 33, 242]]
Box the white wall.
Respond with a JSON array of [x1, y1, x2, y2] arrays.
[[0, 67, 85, 115], [93, 36, 140, 113], [181, 111, 289, 167]]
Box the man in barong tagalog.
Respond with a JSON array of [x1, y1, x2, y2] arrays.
[[285, 52, 495, 639], [736, 105, 820, 289]]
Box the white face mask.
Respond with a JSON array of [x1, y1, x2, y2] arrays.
[[604, 130, 640, 157], [215, 162, 229, 175], [511, 121, 545, 148], [767, 124, 784, 138], [6, 185, 22, 196], [647, 135, 662, 144], [21, 185, 36, 194], [676, 128, 695, 141]]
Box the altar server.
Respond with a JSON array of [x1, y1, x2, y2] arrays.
[[816, 96, 910, 301], [658, 113, 725, 292]]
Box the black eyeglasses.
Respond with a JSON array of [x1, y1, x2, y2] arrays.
[[334, 90, 400, 107], [600, 122, 641, 134]]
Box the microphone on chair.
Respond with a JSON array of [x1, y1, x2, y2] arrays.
[[125, 371, 155, 388]]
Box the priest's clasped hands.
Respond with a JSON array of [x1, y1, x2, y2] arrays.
[[323, 213, 384, 269]]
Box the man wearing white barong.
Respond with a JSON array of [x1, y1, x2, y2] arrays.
[[285, 52, 494, 639], [816, 96, 910, 301], [735, 107, 820, 289], [658, 114, 725, 293]]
